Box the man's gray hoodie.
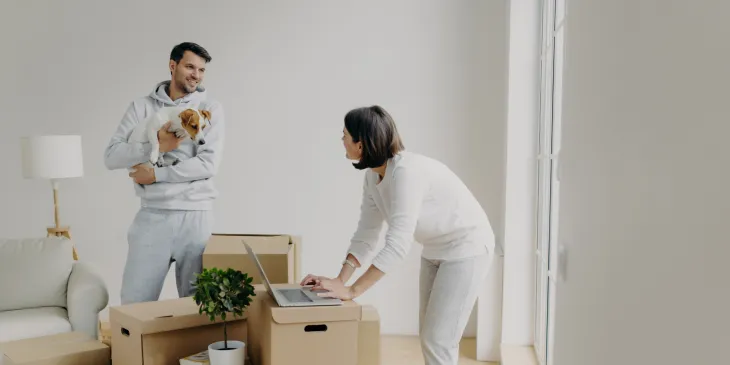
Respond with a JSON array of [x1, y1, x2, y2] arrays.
[[104, 80, 225, 210]]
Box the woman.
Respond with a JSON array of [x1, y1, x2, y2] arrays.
[[301, 105, 494, 365]]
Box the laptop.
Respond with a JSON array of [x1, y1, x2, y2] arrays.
[[242, 240, 342, 307]]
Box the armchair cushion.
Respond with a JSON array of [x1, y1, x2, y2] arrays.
[[0, 237, 74, 312], [67, 261, 109, 339], [0, 307, 72, 342]]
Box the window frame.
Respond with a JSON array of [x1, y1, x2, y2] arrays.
[[534, 0, 565, 364]]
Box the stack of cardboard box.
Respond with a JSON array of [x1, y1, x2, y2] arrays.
[[0, 233, 380, 365], [109, 233, 296, 365], [203, 234, 381, 365]]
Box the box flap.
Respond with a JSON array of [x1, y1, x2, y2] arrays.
[[260, 287, 361, 324], [206, 234, 292, 255], [109, 296, 247, 335], [0, 332, 107, 363]]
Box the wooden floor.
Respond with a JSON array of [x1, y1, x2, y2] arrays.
[[381, 336, 499, 365]]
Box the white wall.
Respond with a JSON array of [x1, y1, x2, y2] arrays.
[[554, 1, 730, 364], [500, 0, 540, 347], [0, 0, 507, 337]]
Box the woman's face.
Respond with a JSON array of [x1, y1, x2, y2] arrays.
[[342, 127, 362, 161]]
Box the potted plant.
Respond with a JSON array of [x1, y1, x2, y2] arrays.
[[193, 267, 256, 365]]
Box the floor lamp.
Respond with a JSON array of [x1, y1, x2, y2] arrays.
[[21, 135, 84, 260]]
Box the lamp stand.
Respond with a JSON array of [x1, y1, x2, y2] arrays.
[[46, 180, 78, 260]]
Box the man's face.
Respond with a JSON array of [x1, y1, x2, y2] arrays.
[[170, 50, 207, 94]]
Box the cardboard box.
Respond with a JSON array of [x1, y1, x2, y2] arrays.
[[203, 234, 301, 284], [358, 305, 381, 365], [109, 297, 247, 365], [0, 331, 110, 365], [246, 284, 362, 365], [98, 319, 111, 347]]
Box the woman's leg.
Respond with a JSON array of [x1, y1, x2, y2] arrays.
[[419, 252, 491, 365], [420, 257, 440, 335]]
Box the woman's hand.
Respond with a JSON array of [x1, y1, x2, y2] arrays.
[[313, 277, 357, 301], [301, 275, 355, 300], [300, 274, 334, 287]]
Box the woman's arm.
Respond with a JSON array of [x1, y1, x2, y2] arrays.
[[301, 252, 361, 289], [300, 253, 359, 288], [336, 253, 360, 284], [300, 175, 383, 288], [350, 265, 385, 297], [369, 165, 427, 273], [346, 175, 385, 267], [315, 264, 385, 300], [315, 166, 428, 300]]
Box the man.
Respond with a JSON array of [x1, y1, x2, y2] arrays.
[[104, 42, 225, 304]]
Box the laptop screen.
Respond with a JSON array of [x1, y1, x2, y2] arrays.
[[242, 240, 275, 299]]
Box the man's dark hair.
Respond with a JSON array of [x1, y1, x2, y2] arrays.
[[344, 105, 405, 170], [170, 42, 212, 63]]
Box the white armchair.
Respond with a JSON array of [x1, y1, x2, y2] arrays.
[[0, 237, 108, 342]]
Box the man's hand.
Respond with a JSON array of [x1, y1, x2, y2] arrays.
[[158, 121, 184, 153], [129, 164, 156, 185]]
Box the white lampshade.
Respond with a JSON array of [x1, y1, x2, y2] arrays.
[[21, 135, 84, 179]]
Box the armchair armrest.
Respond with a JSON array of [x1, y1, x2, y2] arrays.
[[67, 261, 109, 339]]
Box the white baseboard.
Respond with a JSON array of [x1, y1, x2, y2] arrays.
[[500, 345, 539, 365]]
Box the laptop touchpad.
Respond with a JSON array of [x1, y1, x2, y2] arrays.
[[280, 289, 313, 302]]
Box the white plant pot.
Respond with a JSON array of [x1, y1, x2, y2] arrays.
[[208, 340, 246, 365]]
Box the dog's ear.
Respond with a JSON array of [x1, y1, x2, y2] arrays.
[[178, 109, 196, 126], [200, 110, 212, 121]]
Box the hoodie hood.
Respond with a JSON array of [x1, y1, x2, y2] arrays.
[[149, 80, 207, 107]]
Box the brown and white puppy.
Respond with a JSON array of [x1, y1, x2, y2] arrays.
[[128, 106, 212, 169], [177, 108, 211, 145]]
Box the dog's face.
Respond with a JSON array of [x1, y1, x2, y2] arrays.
[[179, 109, 211, 145]]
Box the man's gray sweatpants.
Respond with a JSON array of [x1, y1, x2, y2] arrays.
[[419, 251, 491, 365], [120, 207, 213, 304]]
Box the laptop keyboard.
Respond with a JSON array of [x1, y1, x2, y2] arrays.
[[279, 289, 313, 303]]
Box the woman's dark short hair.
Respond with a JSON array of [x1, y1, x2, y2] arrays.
[[344, 105, 405, 170]]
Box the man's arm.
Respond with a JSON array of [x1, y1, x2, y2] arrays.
[[104, 102, 154, 170], [153, 103, 225, 183]]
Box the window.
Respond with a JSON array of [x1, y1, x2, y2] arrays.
[[535, 0, 565, 364]]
